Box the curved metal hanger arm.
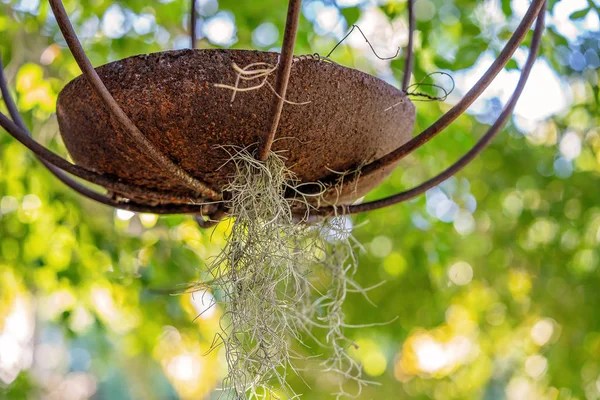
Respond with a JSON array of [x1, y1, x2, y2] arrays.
[[257, 0, 302, 161], [311, 2, 546, 217], [402, 0, 415, 91], [48, 0, 220, 200], [350, 0, 546, 182]]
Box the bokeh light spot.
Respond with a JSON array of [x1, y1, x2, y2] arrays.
[[448, 262, 473, 286]]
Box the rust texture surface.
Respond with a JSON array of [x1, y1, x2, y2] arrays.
[[57, 49, 416, 205]]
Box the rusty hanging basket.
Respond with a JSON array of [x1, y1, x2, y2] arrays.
[[56, 49, 415, 207], [0, 0, 547, 227]]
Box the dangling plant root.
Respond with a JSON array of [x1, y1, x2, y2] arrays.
[[214, 62, 310, 106], [196, 148, 381, 399]]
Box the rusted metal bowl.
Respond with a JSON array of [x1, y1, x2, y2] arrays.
[[56, 49, 415, 206]]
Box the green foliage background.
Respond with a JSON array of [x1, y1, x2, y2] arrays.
[[0, 0, 599, 398]]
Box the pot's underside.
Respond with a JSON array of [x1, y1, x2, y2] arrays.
[[57, 49, 415, 206]]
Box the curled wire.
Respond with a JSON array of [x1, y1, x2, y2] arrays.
[[404, 71, 456, 102], [326, 24, 400, 60]]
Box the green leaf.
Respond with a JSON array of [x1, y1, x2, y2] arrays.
[[462, 21, 482, 37], [340, 7, 360, 26], [569, 7, 591, 20], [506, 59, 519, 70], [501, 0, 513, 17], [433, 55, 454, 70]]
